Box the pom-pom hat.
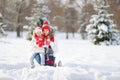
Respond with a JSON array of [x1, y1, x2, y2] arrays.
[[35, 27, 42, 33]]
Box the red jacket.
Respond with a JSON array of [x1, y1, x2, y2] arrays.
[[43, 35, 50, 46], [34, 35, 44, 48], [34, 35, 53, 48]]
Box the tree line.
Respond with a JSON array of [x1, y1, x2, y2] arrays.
[[0, 0, 120, 38]]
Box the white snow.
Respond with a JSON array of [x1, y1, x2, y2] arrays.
[[0, 32, 120, 80], [98, 24, 108, 32]]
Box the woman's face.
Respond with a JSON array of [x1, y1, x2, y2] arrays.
[[43, 29, 49, 36]]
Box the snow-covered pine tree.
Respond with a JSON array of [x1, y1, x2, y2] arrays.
[[26, 0, 50, 40], [86, 3, 120, 45]]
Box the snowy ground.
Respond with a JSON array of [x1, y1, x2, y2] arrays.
[[0, 32, 120, 80]]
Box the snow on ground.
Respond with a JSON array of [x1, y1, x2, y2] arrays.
[[0, 32, 120, 80]]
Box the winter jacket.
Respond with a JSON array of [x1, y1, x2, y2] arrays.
[[31, 35, 44, 53], [43, 35, 51, 47], [43, 35, 57, 53], [34, 34, 44, 47]]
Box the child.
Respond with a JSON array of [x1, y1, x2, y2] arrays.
[[42, 21, 56, 66], [30, 27, 45, 68], [42, 25, 51, 58]]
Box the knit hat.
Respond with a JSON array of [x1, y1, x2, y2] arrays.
[[35, 27, 42, 33], [42, 26, 50, 32], [43, 20, 50, 25]]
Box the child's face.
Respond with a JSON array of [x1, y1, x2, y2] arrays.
[[43, 29, 49, 36], [36, 31, 42, 36]]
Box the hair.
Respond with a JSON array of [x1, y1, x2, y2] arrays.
[[49, 28, 54, 37], [32, 30, 36, 37]]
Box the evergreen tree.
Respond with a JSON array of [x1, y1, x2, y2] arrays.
[[86, 3, 120, 45]]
